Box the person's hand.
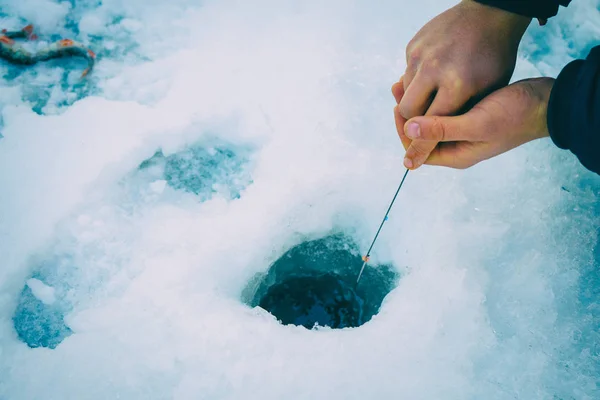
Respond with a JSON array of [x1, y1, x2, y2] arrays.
[[395, 0, 532, 168], [392, 77, 555, 169]]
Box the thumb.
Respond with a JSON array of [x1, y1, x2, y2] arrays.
[[404, 113, 484, 143]]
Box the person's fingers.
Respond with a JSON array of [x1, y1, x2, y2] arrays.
[[391, 76, 405, 104], [402, 112, 463, 170], [394, 104, 411, 150], [425, 141, 488, 169], [401, 103, 491, 169], [403, 138, 438, 169], [404, 113, 486, 143], [392, 76, 411, 150], [392, 82, 403, 104], [402, 61, 417, 91], [401, 87, 469, 169], [424, 86, 471, 117], [398, 70, 436, 119]]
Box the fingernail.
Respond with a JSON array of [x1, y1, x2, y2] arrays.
[[404, 157, 413, 169], [407, 122, 420, 139]]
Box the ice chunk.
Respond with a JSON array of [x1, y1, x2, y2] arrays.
[[26, 278, 56, 305], [149, 179, 167, 194]]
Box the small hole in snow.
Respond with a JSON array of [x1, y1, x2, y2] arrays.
[[243, 234, 399, 329]]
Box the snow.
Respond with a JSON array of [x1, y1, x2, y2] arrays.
[[0, 0, 599, 399], [150, 180, 167, 194], [25, 278, 56, 305]]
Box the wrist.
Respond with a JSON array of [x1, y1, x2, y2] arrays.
[[524, 77, 555, 140], [460, 0, 532, 41]]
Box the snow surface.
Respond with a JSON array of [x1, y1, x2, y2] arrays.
[[1, 0, 599, 399]]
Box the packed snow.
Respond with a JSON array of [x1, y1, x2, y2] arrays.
[[1, 0, 599, 399]]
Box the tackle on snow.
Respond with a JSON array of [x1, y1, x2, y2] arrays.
[[0, 24, 95, 78]]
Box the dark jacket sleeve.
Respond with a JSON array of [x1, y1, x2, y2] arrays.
[[547, 46, 600, 175], [474, 0, 600, 176], [473, 0, 572, 20]]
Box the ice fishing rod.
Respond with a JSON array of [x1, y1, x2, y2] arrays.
[[356, 168, 410, 286]]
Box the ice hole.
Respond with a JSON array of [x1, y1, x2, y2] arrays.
[[12, 278, 72, 349], [243, 234, 399, 329]]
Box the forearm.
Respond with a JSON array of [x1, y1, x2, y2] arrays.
[[547, 45, 600, 175], [461, 0, 533, 35]]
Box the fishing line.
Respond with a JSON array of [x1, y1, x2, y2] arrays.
[[356, 168, 409, 286]]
